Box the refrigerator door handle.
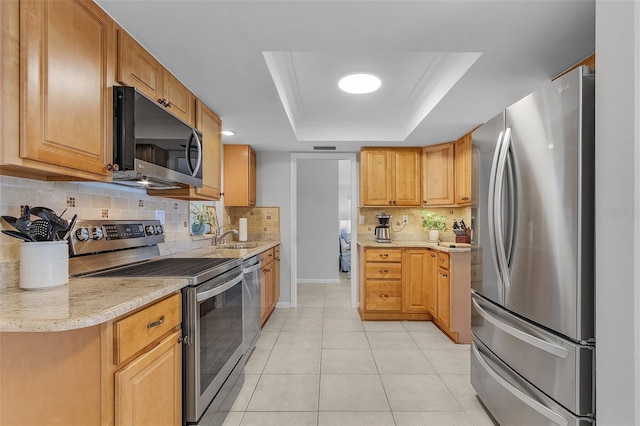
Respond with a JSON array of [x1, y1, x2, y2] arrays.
[[472, 343, 570, 426], [494, 127, 513, 288], [488, 130, 505, 303], [472, 298, 569, 359]]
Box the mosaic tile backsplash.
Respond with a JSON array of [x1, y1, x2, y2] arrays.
[[226, 206, 281, 241]]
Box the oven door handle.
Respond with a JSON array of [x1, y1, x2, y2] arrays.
[[196, 274, 243, 302]]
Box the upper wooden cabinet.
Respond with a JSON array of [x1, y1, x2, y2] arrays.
[[422, 143, 455, 206], [1, 0, 114, 180], [117, 30, 194, 126], [360, 148, 422, 207], [454, 134, 472, 205], [152, 100, 222, 201], [423, 133, 473, 207], [224, 144, 256, 207]]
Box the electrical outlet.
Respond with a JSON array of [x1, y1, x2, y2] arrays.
[[402, 215, 409, 224], [155, 210, 165, 223], [359, 215, 365, 224]]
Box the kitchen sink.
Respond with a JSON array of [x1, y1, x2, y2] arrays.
[[216, 243, 259, 249]]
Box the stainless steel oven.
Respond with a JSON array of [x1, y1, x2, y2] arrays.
[[182, 263, 244, 423], [68, 220, 245, 425]]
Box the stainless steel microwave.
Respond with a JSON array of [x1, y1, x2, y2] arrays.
[[112, 86, 203, 189]]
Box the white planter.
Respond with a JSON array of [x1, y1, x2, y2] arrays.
[[428, 230, 440, 242]]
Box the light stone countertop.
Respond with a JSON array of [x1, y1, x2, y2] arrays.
[[357, 240, 471, 253], [0, 241, 280, 333]]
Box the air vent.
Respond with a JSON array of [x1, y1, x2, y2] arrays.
[[313, 146, 337, 151]]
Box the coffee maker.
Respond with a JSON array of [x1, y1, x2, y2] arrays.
[[375, 212, 391, 243]]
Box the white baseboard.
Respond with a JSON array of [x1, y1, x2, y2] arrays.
[[275, 301, 291, 309], [297, 279, 341, 284]]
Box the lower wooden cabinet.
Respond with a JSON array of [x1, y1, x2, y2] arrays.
[[115, 330, 182, 426], [0, 292, 183, 425], [358, 245, 471, 342], [260, 245, 280, 326]]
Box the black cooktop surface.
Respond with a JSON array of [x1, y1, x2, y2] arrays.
[[90, 257, 237, 278]]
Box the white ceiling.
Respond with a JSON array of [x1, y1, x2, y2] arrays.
[[96, 0, 595, 153]]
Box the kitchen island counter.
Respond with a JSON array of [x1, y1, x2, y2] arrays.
[[0, 240, 279, 333]]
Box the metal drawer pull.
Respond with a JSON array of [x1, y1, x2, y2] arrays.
[[380, 269, 389, 273], [379, 254, 389, 258], [147, 315, 165, 329]]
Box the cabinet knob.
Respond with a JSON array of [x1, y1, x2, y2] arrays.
[[440, 273, 448, 278], [379, 253, 389, 258], [388, 200, 393, 205], [380, 269, 389, 274], [380, 294, 389, 300], [106, 163, 119, 171], [430, 254, 436, 258]]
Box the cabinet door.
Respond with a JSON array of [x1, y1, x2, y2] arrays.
[[163, 71, 194, 126], [115, 330, 182, 426], [117, 30, 163, 103], [224, 145, 256, 207], [423, 143, 455, 205], [426, 251, 439, 316], [393, 149, 422, 206], [454, 134, 472, 205], [402, 250, 430, 313], [21, 0, 112, 176], [360, 149, 392, 206], [437, 267, 451, 330], [249, 148, 257, 206], [195, 100, 221, 199], [260, 265, 273, 325], [274, 245, 281, 305]]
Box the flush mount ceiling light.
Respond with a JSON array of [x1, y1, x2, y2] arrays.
[[338, 73, 381, 94], [221, 130, 236, 136]]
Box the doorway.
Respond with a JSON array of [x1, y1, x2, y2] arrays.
[[290, 153, 358, 308]]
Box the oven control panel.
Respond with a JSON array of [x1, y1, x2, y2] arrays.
[[69, 220, 165, 256]]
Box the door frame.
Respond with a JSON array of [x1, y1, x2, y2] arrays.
[[290, 152, 359, 308]]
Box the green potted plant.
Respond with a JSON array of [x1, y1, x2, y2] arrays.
[[190, 203, 211, 235], [421, 210, 447, 242]]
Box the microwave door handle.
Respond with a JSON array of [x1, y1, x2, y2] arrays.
[[184, 129, 203, 178]]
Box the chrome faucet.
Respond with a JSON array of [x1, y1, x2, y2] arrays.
[[213, 225, 239, 246]]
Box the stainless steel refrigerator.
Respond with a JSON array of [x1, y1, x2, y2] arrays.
[[470, 66, 595, 425]]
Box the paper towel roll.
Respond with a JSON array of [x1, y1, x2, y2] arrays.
[[239, 218, 248, 241]]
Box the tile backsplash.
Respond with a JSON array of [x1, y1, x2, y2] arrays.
[[225, 206, 281, 241], [0, 176, 200, 288], [358, 206, 471, 242]]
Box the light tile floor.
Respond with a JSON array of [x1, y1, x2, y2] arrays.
[[205, 278, 497, 426]]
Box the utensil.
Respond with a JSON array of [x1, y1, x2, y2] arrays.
[[2, 230, 34, 242], [60, 214, 77, 241], [1, 215, 19, 229], [30, 206, 68, 228], [29, 219, 54, 241]]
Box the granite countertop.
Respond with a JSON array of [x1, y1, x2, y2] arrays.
[[357, 240, 471, 253], [0, 240, 279, 333]]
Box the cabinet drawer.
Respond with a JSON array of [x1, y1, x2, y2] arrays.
[[365, 249, 402, 263], [260, 248, 274, 266], [114, 293, 181, 365], [365, 281, 402, 311], [365, 262, 402, 279], [437, 252, 450, 269]]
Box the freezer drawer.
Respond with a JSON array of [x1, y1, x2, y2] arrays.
[[471, 338, 594, 426], [471, 293, 594, 416]]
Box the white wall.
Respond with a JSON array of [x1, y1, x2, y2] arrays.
[[595, 1, 639, 424], [338, 160, 352, 222], [296, 159, 339, 282], [255, 151, 292, 306]]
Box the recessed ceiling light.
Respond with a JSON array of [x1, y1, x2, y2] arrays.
[[338, 73, 382, 94], [221, 130, 235, 136]]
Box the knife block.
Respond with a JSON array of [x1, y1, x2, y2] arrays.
[[454, 228, 471, 244]]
